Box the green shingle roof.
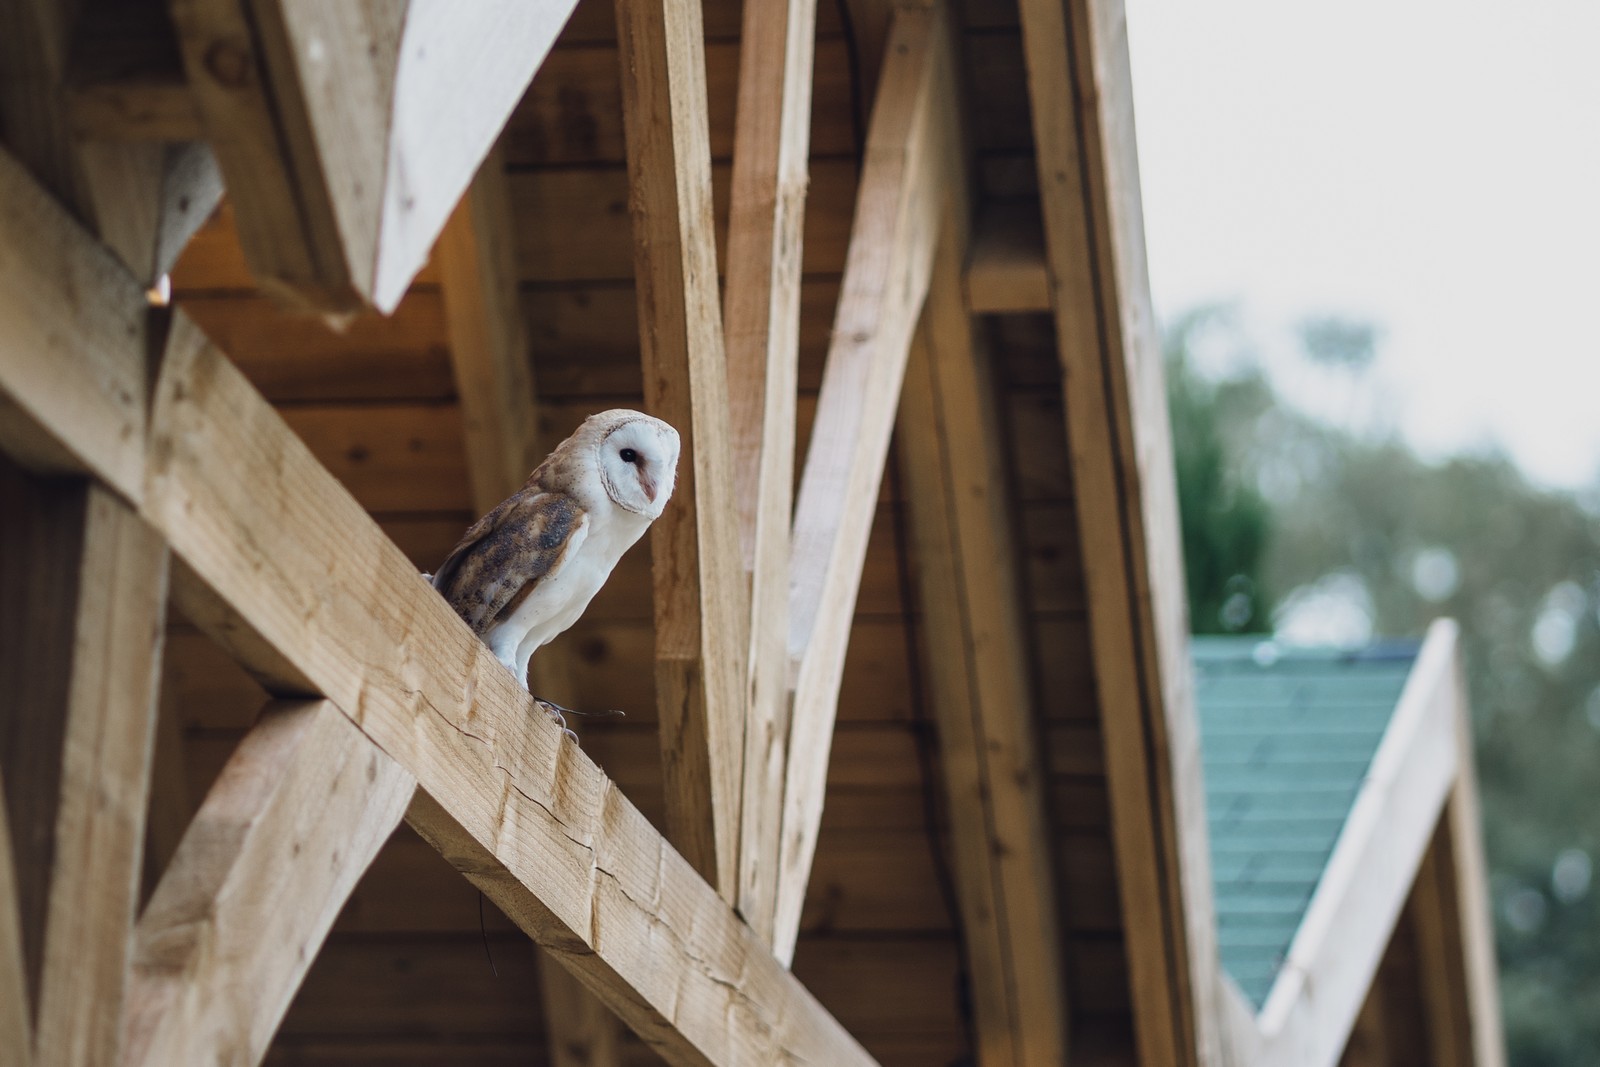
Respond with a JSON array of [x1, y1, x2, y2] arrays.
[[1192, 637, 1420, 1007]]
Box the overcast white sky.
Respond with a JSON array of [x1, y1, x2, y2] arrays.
[[1125, 0, 1600, 489]]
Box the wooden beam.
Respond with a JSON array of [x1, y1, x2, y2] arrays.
[[772, 4, 951, 964], [614, 0, 749, 897], [964, 203, 1050, 314], [0, 463, 168, 1067], [167, 0, 578, 313], [1253, 621, 1463, 1067], [436, 149, 622, 1066], [721, 0, 818, 944], [1015, 0, 1222, 1061], [0, 0, 220, 285], [0, 773, 30, 1067], [119, 699, 415, 1067], [1409, 657, 1506, 1067], [0, 153, 873, 1067], [896, 220, 1070, 1062], [436, 145, 541, 515]]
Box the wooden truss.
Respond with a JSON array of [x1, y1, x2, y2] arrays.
[[0, 0, 1506, 1063], [0, 0, 1068, 1063]]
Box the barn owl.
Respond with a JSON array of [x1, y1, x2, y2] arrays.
[[429, 409, 679, 733]]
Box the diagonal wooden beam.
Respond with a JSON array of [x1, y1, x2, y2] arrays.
[[0, 771, 30, 1067], [119, 699, 415, 1067], [0, 147, 874, 1067], [722, 0, 819, 945], [1015, 0, 1222, 1061], [0, 0, 221, 286], [167, 0, 578, 313], [436, 153, 622, 1066], [896, 221, 1070, 1063], [0, 463, 168, 1067], [1250, 621, 1464, 1067], [614, 0, 749, 899], [771, 4, 952, 964]]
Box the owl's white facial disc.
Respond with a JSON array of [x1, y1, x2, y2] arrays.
[[598, 417, 680, 517]]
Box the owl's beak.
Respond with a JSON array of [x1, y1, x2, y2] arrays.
[[640, 471, 658, 503]]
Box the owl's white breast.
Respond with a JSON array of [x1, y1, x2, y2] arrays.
[[486, 499, 652, 656]]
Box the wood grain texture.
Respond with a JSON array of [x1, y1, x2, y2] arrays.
[[0, 154, 872, 1064], [1253, 621, 1463, 1067], [774, 4, 952, 964], [436, 147, 542, 516], [119, 700, 415, 1067], [169, 0, 576, 312], [721, 0, 819, 945], [0, 468, 168, 1067], [7, 288, 867, 1065], [896, 222, 1070, 1063], [1013, 0, 1220, 1061], [614, 0, 749, 897]]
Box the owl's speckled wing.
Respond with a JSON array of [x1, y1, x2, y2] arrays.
[[430, 488, 588, 634]]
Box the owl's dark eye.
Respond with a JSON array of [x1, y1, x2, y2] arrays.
[[619, 447, 639, 464]]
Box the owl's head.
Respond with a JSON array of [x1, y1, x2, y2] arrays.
[[591, 410, 680, 518]]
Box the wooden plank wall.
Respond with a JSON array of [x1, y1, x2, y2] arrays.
[[149, 0, 1137, 1062]]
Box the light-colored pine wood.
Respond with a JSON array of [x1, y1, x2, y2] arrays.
[[1014, 0, 1221, 1062], [0, 773, 30, 1067], [0, 172, 875, 1066], [119, 700, 415, 1067], [773, 4, 952, 964], [722, 0, 819, 945], [169, 0, 578, 312], [436, 146, 542, 516], [1253, 621, 1464, 1067], [964, 203, 1050, 313], [0, 467, 168, 1067], [614, 0, 749, 898], [896, 217, 1070, 1062]]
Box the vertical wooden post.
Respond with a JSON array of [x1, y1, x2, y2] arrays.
[[614, 0, 749, 898], [722, 0, 819, 943], [0, 464, 168, 1067]]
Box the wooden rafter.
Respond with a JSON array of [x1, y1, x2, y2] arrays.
[[1015, 0, 1222, 1061], [167, 0, 579, 313], [0, 466, 169, 1067], [436, 153, 623, 1066], [0, 147, 873, 1067], [896, 217, 1070, 1063], [722, 0, 819, 946], [614, 0, 749, 898], [772, 3, 952, 964], [119, 699, 416, 1067]]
